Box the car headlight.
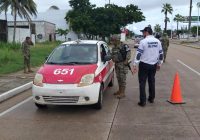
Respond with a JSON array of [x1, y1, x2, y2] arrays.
[[33, 73, 43, 87], [78, 74, 94, 87]]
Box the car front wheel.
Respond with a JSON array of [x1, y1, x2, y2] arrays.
[[93, 85, 103, 109], [35, 103, 47, 109]]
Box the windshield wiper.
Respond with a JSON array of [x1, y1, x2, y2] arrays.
[[60, 62, 94, 65], [46, 62, 60, 65]]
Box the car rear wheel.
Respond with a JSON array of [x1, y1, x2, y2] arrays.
[[35, 103, 47, 109], [93, 85, 103, 110]]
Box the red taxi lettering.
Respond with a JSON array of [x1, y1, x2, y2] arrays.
[[54, 68, 74, 75]]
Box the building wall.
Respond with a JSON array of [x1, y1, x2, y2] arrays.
[[7, 21, 56, 43], [34, 21, 56, 42], [8, 27, 30, 43], [44, 22, 56, 41], [7, 21, 31, 43], [34, 21, 45, 42]]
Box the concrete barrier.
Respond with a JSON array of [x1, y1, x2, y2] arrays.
[[0, 82, 32, 102]]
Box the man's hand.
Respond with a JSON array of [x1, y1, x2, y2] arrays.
[[156, 64, 161, 71], [132, 65, 137, 74], [123, 60, 128, 65]]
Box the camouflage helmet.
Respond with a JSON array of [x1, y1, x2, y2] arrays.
[[111, 34, 120, 41]]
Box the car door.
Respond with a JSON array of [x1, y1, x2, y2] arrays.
[[100, 43, 113, 88]]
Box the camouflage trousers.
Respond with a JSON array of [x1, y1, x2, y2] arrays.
[[24, 56, 30, 71], [163, 49, 168, 61], [115, 63, 128, 88]]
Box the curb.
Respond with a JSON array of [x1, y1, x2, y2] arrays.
[[0, 82, 33, 102], [171, 42, 200, 49]]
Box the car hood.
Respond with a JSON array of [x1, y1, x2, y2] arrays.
[[38, 64, 98, 84]]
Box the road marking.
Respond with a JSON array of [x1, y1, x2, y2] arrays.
[[0, 97, 32, 117], [177, 59, 200, 76]]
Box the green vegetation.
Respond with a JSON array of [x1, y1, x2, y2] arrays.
[[174, 14, 184, 33], [0, 0, 37, 42], [161, 3, 173, 32], [0, 41, 60, 74], [65, 0, 145, 40]]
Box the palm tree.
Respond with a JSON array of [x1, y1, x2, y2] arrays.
[[0, 0, 37, 42], [154, 24, 162, 33], [188, 0, 192, 37], [56, 28, 69, 41], [0, 0, 9, 20], [161, 3, 173, 32], [174, 14, 184, 32]]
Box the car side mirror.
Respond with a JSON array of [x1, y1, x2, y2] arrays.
[[103, 54, 112, 63]]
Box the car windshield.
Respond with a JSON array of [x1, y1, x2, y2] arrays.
[[46, 44, 98, 65]]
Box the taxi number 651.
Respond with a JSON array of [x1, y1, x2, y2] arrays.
[[54, 68, 74, 75]]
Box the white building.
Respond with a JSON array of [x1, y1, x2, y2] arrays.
[[7, 20, 56, 43], [0, 7, 78, 42]]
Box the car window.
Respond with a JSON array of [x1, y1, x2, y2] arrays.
[[46, 44, 98, 65], [100, 43, 111, 62]]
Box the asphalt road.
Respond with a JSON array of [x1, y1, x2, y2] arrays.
[[0, 43, 200, 140]]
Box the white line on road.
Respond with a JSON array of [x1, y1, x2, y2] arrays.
[[177, 59, 200, 76], [0, 97, 32, 117]]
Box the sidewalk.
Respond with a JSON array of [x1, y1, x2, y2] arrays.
[[170, 39, 200, 49], [0, 67, 39, 95]]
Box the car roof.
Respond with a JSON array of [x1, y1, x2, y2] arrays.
[[62, 40, 103, 45]]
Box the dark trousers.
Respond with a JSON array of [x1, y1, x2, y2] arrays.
[[138, 62, 157, 103]]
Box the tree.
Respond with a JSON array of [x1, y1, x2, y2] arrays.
[[154, 24, 162, 33], [65, 0, 95, 39], [174, 14, 184, 33], [56, 28, 69, 41], [161, 3, 173, 32], [0, 0, 9, 20], [0, 0, 37, 42], [65, 0, 145, 40], [191, 26, 200, 35], [188, 0, 193, 37]]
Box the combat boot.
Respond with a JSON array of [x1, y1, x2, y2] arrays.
[[24, 67, 28, 74], [113, 90, 120, 96], [116, 86, 126, 99], [113, 86, 121, 96], [28, 65, 34, 73]]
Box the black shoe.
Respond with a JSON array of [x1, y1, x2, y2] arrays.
[[138, 102, 146, 107], [148, 99, 154, 103]]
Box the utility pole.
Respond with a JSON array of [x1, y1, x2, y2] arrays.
[[109, 0, 110, 5], [197, 2, 200, 40], [188, 0, 193, 39]]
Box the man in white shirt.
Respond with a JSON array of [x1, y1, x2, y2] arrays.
[[132, 27, 163, 107]]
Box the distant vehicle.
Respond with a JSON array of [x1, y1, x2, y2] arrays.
[[32, 40, 114, 110], [134, 35, 143, 48]]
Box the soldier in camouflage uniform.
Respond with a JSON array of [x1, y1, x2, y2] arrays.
[[22, 37, 34, 73], [111, 36, 131, 99], [160, 33, 169, 62]]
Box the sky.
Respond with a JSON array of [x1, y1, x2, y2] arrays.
[[2, 0, 200, 34]]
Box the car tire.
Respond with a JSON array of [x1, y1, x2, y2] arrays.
[[108, 72, 114, 87], [35, 103, 47, 109], [93, 85, 103, 110]]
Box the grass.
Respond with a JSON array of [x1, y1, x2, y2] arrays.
[[0, 41, 61, 75]]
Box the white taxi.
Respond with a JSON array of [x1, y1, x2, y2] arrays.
[[32, 40, 114, 109]]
